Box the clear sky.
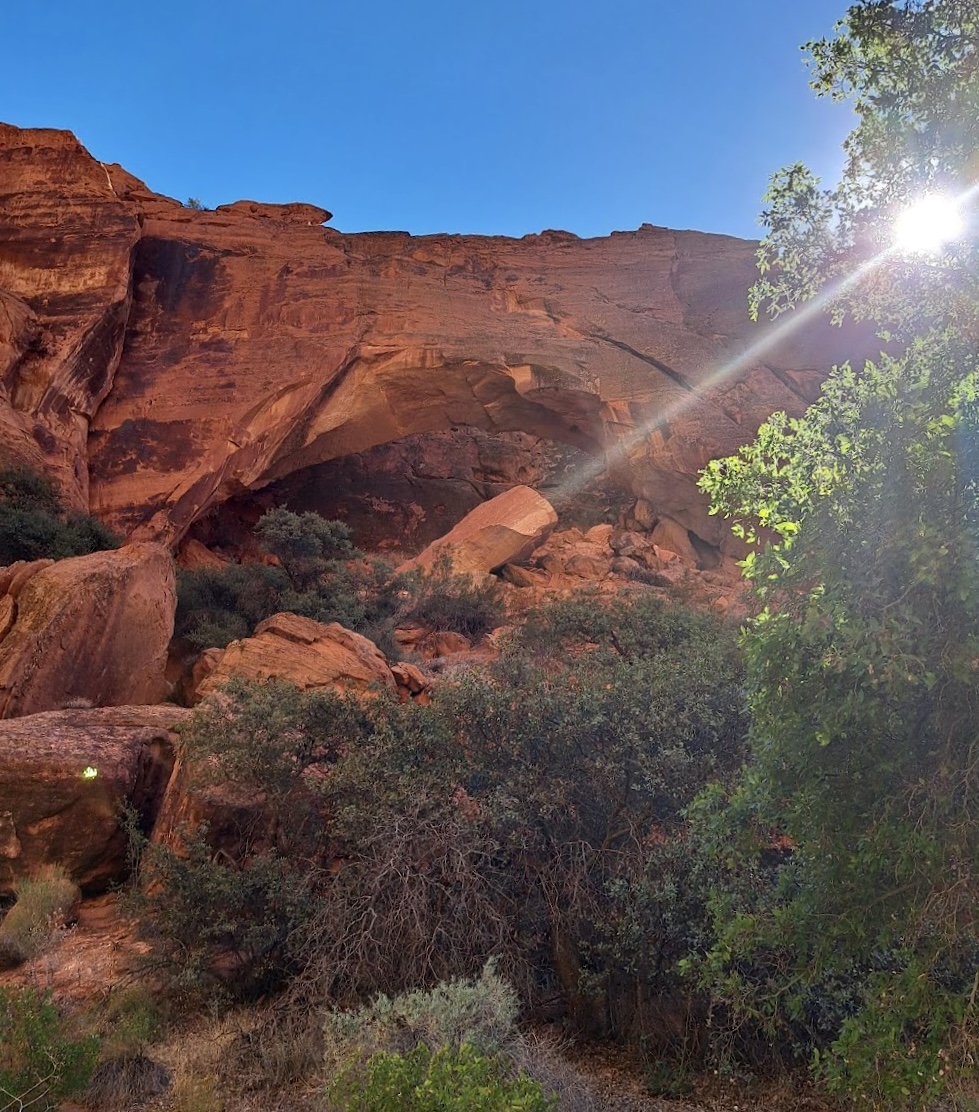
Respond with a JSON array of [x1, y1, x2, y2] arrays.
[[2, 0, 853, 240]]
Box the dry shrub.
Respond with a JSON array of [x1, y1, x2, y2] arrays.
[[303, 815, 523, 1006], [506, 1031, 604, 1112], [0, 865, 80, 969], [85, 1053, 171, 1109], [149, 1012, 244, 1112]]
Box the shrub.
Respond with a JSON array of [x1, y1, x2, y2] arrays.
[[175, 508, 413, 653], [326, 1043, 557, 1112], [0, 865, 79, 969], [0, 466, 120, 565], [95, 985, 164, 1059], [84, 1054, 171, 1110], [179, 677, 370, 822], [0, 988, 99, 1111], [406, 557, 504, 640], [324, 968, 563, 1112], [254, 506, 360, 596], [127, 680, 373, 1002], [174, 562, 291, 649], [306, 593, 747, 1043], [153, 593, 747, 1064], [324, 961, 519, 1067], [128, 823, 319, 1003]]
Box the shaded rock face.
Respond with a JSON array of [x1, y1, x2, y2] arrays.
[[0, 124, 874, 555], [0, 704, 187, 894], [0, 124, 140, 507], [0, 542, 176, 718]]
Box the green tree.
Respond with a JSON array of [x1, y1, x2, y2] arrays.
[[0, 467, 120, 565], [697, 1, 979, 1103], [749, 0, 979, 339]]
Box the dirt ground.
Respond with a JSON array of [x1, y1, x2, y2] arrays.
[[2, 894, 837, 1112]]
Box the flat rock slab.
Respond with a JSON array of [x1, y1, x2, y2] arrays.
[[196, 612, 396, 700]]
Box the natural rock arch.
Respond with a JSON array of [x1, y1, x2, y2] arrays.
[[0, 124, 874, 553]]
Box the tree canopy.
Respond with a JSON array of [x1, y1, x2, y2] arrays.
[[697, 2, 979, 1104], [749, 0, 979, 338]]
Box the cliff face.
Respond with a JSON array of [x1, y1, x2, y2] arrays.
[[0, 123, 866, 550], [0, 125, 140, 507]]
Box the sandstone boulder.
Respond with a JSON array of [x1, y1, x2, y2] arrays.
[[196, 612, 396, 700], [0, 543, 176, 718], [0, 705, 187, 894], [564, 554, 609, 580], [176, 539, 230, 570], [650, 517, 700, 567], [398, 486, 557, 579]]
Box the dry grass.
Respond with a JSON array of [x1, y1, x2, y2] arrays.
[[0, 865, 80, 969]]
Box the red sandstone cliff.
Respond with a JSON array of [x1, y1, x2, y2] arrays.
[[0, 123, 869, 551]]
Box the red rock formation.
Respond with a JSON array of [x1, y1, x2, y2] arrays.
[[0, 704, 186, 894], [0, 542, 176, 718], [196, 612, 396, 701], [0, 124, 140, 507], [398, 485, 558, 578], [0, 124, 873, 553]]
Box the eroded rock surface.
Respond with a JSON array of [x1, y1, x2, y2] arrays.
[[0, 543, 176, 718], [0, 124, 874, 555], [0, 124, 140, 507], [0, 704, 186, 894], [195, 612, 396, 701]]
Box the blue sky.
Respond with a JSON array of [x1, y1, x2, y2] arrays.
[[3, 1, 853, 240]]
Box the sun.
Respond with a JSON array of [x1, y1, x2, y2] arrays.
[[893, 195, 964, 254]]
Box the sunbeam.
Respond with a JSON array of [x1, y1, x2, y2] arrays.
[[550, 247, 896, 507], [552, 179, 979, 509]]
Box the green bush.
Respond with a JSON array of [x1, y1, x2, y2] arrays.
[[324, 968, 564, 1112], [180, 677, 369, 819], [0, 865, 79, 969], [176, 508, 412, 653], [175, 562, 291, 649], [255, 507, 357, 573], [307, 593, 747, 1041], [148, 592, 746, 1059], [128, 822, 319, 1003], [0, 988, 99, 1111], [324, 961, 519, 1067], [127, 680, 372, 1001], [326, 1043, 557, 1112], [0, 467, 120, 565], [406, 558, 504, 641]]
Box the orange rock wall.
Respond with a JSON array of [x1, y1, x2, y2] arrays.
[[0, 124, 869, 549]]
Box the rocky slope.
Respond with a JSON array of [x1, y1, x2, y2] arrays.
[[1, 123, 872, 558]]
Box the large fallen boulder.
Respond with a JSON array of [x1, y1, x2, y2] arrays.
[[398, 485, 557, 579], [195, 612, 396, 701], [0, 543, 176, 719], [0, 705, 188, 894]]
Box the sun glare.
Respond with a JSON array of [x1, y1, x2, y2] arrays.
[[893, 195, 964, 253]]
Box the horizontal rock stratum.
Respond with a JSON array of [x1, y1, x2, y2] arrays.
[[0, 123, 872, 550]]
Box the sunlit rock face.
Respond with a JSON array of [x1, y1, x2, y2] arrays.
[[0, 124, 871, 551], [0, 124, 141, 507]]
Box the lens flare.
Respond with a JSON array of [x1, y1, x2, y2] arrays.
[[893, 195, 964, 254], [548, 252, 891, 505], [550, 182, 977, 508]]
